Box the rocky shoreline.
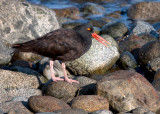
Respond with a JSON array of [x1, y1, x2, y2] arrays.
[[0, 0, 160, 113]]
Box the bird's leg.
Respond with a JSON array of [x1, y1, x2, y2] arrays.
[[50, 60, 64, 82], [62, 62, 79, 84]]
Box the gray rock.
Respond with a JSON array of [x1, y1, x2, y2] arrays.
[[131, 107, 155, 114], [0, 101, 33, 114], [101, 21, 128, 39], [10, 96, 29, 102], [147, 58, 160, 72], [0, 88, 42, 103], [0, 0, 60, 44], [130, 20, 158, 36], [54, 108, 88, 114], [0, 69, 40, 89], [0, 41, 13, 65], [81, 3, 105, 15], [91, 110, 113, 114], [138, 40, 160, 65], [75, 76, 97, 95], [66, 35, 119, 76], [118, 51, 137, 69], [43, 81, 79, 103]]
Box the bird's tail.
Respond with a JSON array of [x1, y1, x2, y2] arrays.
[[12, 42, 33, 53]]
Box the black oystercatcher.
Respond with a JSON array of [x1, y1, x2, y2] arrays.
[[12, 23, 110, 84]]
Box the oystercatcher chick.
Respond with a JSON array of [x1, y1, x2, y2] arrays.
[[12, 23, 110, 84]]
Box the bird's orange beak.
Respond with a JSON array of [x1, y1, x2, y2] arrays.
[[92, 32, 111, 47]]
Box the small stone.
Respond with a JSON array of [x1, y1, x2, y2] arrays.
[[147, 58, 160, 72], [90, 110, 113, 114], [28, 96, 71, 113], [75, 76, 97, 95], [118, 51, 137, 69], [138, 40, 160, 65], [89, 19, 107, 28], [71, 95, 109, 112], [54, 108, 88, 114], [43, 81, 79, 103], [101, 21, 128, 39]]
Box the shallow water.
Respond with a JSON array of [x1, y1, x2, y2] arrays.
[[27, 0, 160, 26]]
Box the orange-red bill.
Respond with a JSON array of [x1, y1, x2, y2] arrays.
[[91, 32, 111, 47]]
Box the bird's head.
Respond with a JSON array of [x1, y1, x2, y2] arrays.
[[74, 23, 110, 47]]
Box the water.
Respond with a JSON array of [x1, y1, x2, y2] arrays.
[[27, 0, 160, 26]]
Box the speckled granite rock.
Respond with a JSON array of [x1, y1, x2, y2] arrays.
[[0, 69, 40, 89], [128, 2, 160, 20], [0, 101, 33, 114], [71, 95, 109, 112], [66, 35, 119, 76], [0, 0, 60, 44], [0, 88, 42, 103]]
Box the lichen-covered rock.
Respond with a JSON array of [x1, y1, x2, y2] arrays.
[[66, 35, 119, 76], [97, 70, 160, 113]]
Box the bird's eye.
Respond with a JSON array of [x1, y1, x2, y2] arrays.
[[87, 28, 91, 31]]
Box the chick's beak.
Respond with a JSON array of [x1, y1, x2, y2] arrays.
[[91, 32, 111, 47]]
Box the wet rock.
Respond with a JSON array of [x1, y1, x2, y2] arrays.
[[118, 51, 137, 69], [62, 20, 89, 29], [118, 34, 157, 54], [90, 110, 113, 114], [12, 52, 42, 62], [0, 101, 33, 114], [43, 81, 79, 103], [54, 108, 88, 114], [130, 20, 158, 36], [81, 3, 105, 15], [105, 12, 121, 19], [89, 19, 107, 28], [0, 69, 40, 89], [28, 96, 71, 113], [75, 76, 97, 95], [53, 6, 80, 19], [11, 60, 32, 68], [101, 21, 128, 39], [154, 69, 160, 81], [128, 2, 160, 21], [71, 95, 109, 112], [71, 0, 113, 3], [147, 58, 160, 72], [0, 0, 60, 45], [66, 35, 119, 76], [97, 70, 160, 112], [0, 88, 42, 103], [138, 40, 160, 65], [0, 41, 13, 65]]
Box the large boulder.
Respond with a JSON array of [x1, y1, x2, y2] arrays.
[[66, 35, 119, 76], [128, 2, 160, 21], [0, 0, 60, 44], [97, 70, 160, 113]]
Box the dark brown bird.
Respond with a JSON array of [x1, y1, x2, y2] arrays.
[[12, 23, 110, 84]]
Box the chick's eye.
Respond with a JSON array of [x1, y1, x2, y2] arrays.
[[87, 28, 91, 31]]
